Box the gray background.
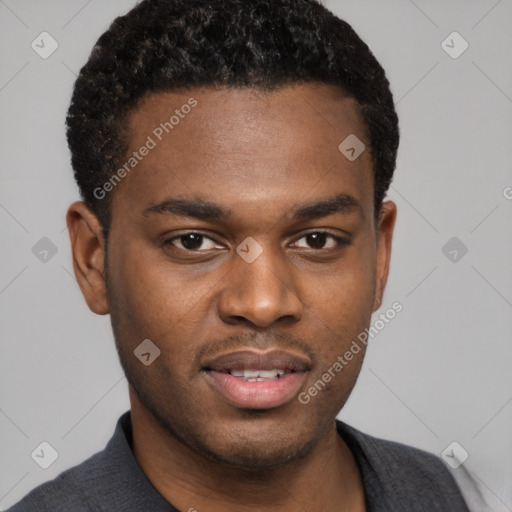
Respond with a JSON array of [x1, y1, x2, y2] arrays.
[[1, 0, 511, 510]]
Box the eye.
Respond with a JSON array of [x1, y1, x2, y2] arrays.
[[292, 232, 349, 250], [164, 233, 221, 251]]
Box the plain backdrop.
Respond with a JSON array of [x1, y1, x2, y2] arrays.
[[1, 0, 511, 510]]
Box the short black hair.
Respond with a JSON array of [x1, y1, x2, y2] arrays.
[[66, 0, 399, 233]]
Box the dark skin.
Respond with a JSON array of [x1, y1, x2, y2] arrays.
[[67, 83, 396, 512]]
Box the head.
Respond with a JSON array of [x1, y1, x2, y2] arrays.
[[66, 0, 399, 469]]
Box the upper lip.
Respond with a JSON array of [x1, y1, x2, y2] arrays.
[[202, 349, 311, 373]]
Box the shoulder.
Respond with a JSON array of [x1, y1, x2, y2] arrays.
[[6, 412, 132, 512], [345, 422, 450, 477], [6, 450, 104, 512], [6, 411, 176, 512], [337, 420, 472, 511]]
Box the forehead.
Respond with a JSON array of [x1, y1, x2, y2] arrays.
[[128, 83, 367, 147], [112, 83, 374, 222]]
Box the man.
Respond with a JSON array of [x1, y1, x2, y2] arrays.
[[8, 0, 472, 510]]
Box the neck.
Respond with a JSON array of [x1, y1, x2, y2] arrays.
[[129, 393, 366, 512]]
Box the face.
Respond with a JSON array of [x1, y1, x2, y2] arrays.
[[69, 83, 396, 469]]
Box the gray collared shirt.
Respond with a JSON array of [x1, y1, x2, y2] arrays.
[[7, 411, 474, 511]]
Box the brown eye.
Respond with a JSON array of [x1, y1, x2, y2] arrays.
[[306, 233, 328, 249], [293, 232, 349, 250], [164, 233, 220, 251], [180, 233, 204, 250]]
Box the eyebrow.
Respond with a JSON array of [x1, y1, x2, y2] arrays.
[[143, 193, 361, 222], [143, 197, 230, 221], [291, 194, 361, 221]]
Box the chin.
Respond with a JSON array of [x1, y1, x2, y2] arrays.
[[200, 435, 313, 470], [127, 367, 334, 471], [191, 418, 320, 471]]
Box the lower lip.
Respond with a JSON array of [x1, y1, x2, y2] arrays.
[[205, 371, 305, 409]]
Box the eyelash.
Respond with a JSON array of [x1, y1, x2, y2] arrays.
[[162, 231, 350, 252]]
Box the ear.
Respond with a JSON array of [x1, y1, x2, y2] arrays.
[[66, 201, 109, 315], [372, 200, 397, 312]]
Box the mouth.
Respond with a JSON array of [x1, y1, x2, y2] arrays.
[[202, 349, 310, 409], [222, 368, 288, 381]]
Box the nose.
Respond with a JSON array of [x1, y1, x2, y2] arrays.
[[217, 246, 303, 328]]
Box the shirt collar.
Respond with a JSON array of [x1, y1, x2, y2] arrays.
[[81, 410, 178, 511], [92, 411, 376, 511]]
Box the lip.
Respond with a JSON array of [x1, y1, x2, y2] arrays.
[[202, 349, 311, 373], [202, 349, 311, 410]]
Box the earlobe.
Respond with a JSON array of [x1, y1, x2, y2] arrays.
[[373, 200, 397, 312], [66, 201, 109, 315]]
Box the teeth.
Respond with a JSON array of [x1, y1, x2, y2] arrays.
[[259, 369, 278, 379], [229, 369, 286, 380]]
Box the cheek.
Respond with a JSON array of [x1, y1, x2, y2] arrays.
[[302, 272, 371, 409], [107, 239, 220, 366], [107, 244, 181, 337], [301, 247, 376, 363], [307, 250, 375, 325]]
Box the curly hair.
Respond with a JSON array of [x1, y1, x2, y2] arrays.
[[66, 0, 399, 232]]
